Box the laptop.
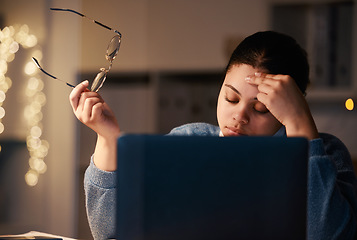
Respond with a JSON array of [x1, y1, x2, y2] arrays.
[[116, 135, 308, 240]]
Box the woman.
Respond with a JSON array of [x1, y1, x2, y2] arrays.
[[70, 31, 357, 239]]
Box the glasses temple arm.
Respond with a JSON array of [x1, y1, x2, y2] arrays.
[[50, 8, 122, 37], [32, 57, 75, 88], [50, 8, 84, 17]]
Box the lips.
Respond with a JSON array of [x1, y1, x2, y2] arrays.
[[225, 126, 247, 136]]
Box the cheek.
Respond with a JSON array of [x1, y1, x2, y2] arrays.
[[216, 94, 229, 123], [216, 97, 224, 122], [251, 115, 282, 135]]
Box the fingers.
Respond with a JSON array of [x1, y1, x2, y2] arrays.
[[245, 72, 285, 86], [245, 73, 273, 96], [69, 80, 105, 124], [69, 80, 89, 111], [80, 94, 103, 123], [246, 72, 294, 95]]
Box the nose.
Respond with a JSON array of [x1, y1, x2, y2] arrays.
[[232, 104, 249, 125]]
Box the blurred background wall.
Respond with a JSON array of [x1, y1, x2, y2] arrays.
[[0, 0, 356, 239]]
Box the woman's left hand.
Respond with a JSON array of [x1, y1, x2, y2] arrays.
[[246, 72, 319, 140]]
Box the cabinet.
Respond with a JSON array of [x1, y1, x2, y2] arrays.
[[272, 1, 356, 101]]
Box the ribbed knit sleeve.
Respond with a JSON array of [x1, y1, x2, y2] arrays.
[[84, 156, 117, 240], [307, 134, 357, 239]]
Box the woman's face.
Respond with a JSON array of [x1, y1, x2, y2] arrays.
[[217, 64, 282, 136]]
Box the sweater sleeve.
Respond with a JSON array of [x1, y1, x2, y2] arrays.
[[84, 156, 117, 240], [308, 135, 357, 240]]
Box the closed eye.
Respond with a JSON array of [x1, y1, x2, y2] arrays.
[[225, 97, 239, 104], [254, 102, 269, 114], [254, 108, 269, 114]]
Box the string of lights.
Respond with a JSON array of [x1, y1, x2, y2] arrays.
[[0, 24, 48, 187]]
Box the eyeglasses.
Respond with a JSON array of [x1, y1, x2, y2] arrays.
[[33, 8, 122, 92]]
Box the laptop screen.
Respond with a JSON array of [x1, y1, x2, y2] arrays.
[[116, 135, 308, 240]]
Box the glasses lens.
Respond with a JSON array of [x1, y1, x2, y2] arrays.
[[91, 70, 107, 92], [106, 35, 121, 62]]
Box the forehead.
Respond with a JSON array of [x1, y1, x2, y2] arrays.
[[223, 64, 260, 97]]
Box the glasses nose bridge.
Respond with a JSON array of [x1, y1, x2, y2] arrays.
[[92, 36, 117, 92], [104, 61, 112, 72]]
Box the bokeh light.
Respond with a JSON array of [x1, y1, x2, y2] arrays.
[[1, 24, 49, 187], [0, 107, 5, 118], [0, 122, 4, 134], [24, 61, 37, 75], [0, 91, 5, 102], [25, 170, 39, 187], [345, 98, 354, 111]]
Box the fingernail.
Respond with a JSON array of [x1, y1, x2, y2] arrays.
[[255, 72, 261, 77], [245, 76, 252, 82], [82, 80, 89, 85]]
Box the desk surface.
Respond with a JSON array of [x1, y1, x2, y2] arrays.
[[0, 231, 77, 240]]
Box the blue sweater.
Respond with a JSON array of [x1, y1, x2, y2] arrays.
[[84, 123, 357, 240]]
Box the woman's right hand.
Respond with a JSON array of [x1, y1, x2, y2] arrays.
[[69, 80, 120, 139], [69, 80, 120, 171]]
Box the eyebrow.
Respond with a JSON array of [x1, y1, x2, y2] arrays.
[[224, 84, 241, 95], [224, 84, 258, 100]]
